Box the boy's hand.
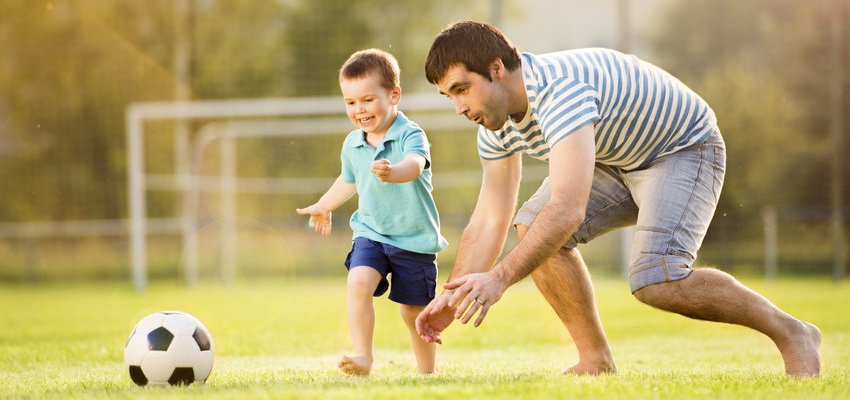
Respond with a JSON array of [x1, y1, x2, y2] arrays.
[[371, 159, 393, 182], [295, 205, 333, 236]]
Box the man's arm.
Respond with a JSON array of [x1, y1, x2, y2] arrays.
[[490, 124, 595, 285], [449, 152, 523, 279], [448, 123, 596, 325], [414, 152, 522, 343]]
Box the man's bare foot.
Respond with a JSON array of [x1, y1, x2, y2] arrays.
[[562, 360, 617, 375], [779, 320, 821, 377], [338, 354, 372, 376]]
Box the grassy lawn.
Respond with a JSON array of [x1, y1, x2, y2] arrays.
[[1, 276, 848, 399]]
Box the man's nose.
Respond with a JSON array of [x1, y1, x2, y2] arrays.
[[453, 100, 468, 116]]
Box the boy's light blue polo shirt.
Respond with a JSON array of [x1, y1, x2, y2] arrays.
[[341, 111, 448, 254]]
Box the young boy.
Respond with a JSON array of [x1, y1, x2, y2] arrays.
[[296, 49, 447, 376]]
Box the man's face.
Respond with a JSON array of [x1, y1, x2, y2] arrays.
[[436, 64, 510, 131]]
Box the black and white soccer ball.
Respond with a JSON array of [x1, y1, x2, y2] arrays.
[[124, 311, 215, 386]]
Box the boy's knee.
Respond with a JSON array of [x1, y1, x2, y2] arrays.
[[347, 266, 380, 288], [399, 304, 423, 324], [399, 304, 422, 316]]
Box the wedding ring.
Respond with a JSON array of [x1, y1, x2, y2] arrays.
[[475, 298, 485, 305]]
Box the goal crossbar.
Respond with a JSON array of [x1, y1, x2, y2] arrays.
[[126, 93, 467, 291]]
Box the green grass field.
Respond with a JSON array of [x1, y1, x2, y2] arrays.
[[1, 277, 849, 399]]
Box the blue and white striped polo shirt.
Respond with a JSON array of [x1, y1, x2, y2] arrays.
[[478, 49, 718, 170]]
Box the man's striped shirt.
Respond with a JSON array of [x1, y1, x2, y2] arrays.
[[478, 49, 718, 170]]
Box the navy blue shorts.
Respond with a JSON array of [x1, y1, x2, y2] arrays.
[[344, 237, 437, 306]]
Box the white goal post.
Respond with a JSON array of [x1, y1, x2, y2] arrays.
[[126, 94, 478, 291]]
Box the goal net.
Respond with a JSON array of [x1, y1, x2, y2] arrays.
[[126, 93, 564, 290]]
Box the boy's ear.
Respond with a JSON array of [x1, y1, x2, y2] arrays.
[[390, 86, 402, 105]]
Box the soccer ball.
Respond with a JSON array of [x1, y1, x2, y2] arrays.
[[124, 311, 215, 386]]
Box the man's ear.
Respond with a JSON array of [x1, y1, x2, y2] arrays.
[[490, 59, 506, 80]]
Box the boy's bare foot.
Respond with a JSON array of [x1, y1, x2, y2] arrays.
[[779, 320, 821, 377], [562, 365, 617, 375], [562, 360, 617, 375], [562, 355, 617, 376], [338, 354, 372, 376]]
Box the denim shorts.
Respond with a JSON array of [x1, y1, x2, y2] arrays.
[[514, 130, 726, 293], [344, 237, 438, 306]]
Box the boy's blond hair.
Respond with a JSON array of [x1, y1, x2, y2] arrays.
[[339, 49, 400, 90]]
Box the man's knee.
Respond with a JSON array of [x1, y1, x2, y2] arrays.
[[515, 223, 529, 240], [632, 283, 663, 306], [632, 281, 672, 307]]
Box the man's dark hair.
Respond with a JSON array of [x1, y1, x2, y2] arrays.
[[425, 20, 521, 85]]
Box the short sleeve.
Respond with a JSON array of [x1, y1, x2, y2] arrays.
[[340, 147, 355, 184], [538, 79, 600, 147], [402, 128, 432, 169]]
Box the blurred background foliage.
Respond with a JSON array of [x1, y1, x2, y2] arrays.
[[650, 0, 849, 273], [0, 0, 847, 281]]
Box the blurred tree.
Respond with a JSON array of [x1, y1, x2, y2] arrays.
[[649, 0, 849, 221], [191, 0, 289, 99], [0, 0, 475, 222], [697, 64, 814, 213], [0, 1, 177, 221]]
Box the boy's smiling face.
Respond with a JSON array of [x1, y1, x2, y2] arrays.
[[340, 72, 400, 137]]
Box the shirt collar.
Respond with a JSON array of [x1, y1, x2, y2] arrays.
[[520, 53, 540, 101], [349, 110, 408, 148]]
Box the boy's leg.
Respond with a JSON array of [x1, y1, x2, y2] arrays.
[[340, 266, 383, 376], [400, 304, 436, 374], [383, 245, 438, 374]]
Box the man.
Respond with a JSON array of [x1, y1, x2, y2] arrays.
[[414, 20, 821, 377]]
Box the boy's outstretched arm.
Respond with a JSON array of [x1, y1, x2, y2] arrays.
[[371, 154, 426, 183], [295, 175, 356, 236]]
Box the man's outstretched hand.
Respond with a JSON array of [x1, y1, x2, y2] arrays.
[[415, 291, 456, 344], [444, 271, 508, 327]]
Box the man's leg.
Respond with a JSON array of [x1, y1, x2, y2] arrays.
[[518, 224, 616, 375], [626, 131, 820, 376], [634, 269, 821, 376], [513, 165, 637, 375]]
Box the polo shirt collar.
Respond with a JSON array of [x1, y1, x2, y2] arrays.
[[349, 111, 408, 149]]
